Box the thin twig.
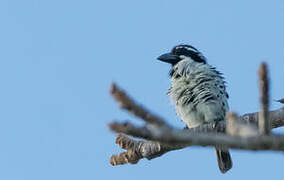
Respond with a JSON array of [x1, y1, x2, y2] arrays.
[[110, 83, 169, 127], [258, 63, 270, 134]]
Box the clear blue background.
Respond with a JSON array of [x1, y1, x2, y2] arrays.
[[0, 0, 284, 179]]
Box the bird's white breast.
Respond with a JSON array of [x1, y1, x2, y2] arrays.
[[168, 58, 229, 128]]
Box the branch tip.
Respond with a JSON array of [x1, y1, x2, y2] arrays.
[[275, 98, 284, 104], [258, 62, 270, 135]]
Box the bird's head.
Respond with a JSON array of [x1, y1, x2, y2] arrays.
[[157, 44, 207, 65]]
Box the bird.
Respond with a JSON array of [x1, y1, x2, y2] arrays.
[[157, 44, 232, 173]]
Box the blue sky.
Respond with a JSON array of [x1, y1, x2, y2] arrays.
[[0, 0, 284, 179]]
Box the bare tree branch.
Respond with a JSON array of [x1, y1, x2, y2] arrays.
[[110, 121, 284, 150], [109, 64, 284, 166], [109, 106, 284, 165], [258, 62, 270, 134]]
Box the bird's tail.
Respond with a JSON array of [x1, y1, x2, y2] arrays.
[[215, 147, 232, 173]]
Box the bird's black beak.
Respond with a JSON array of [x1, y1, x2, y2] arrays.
[[157, 53, 180, 65]]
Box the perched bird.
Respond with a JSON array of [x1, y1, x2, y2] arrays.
[[157, 44, 232, 173]]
